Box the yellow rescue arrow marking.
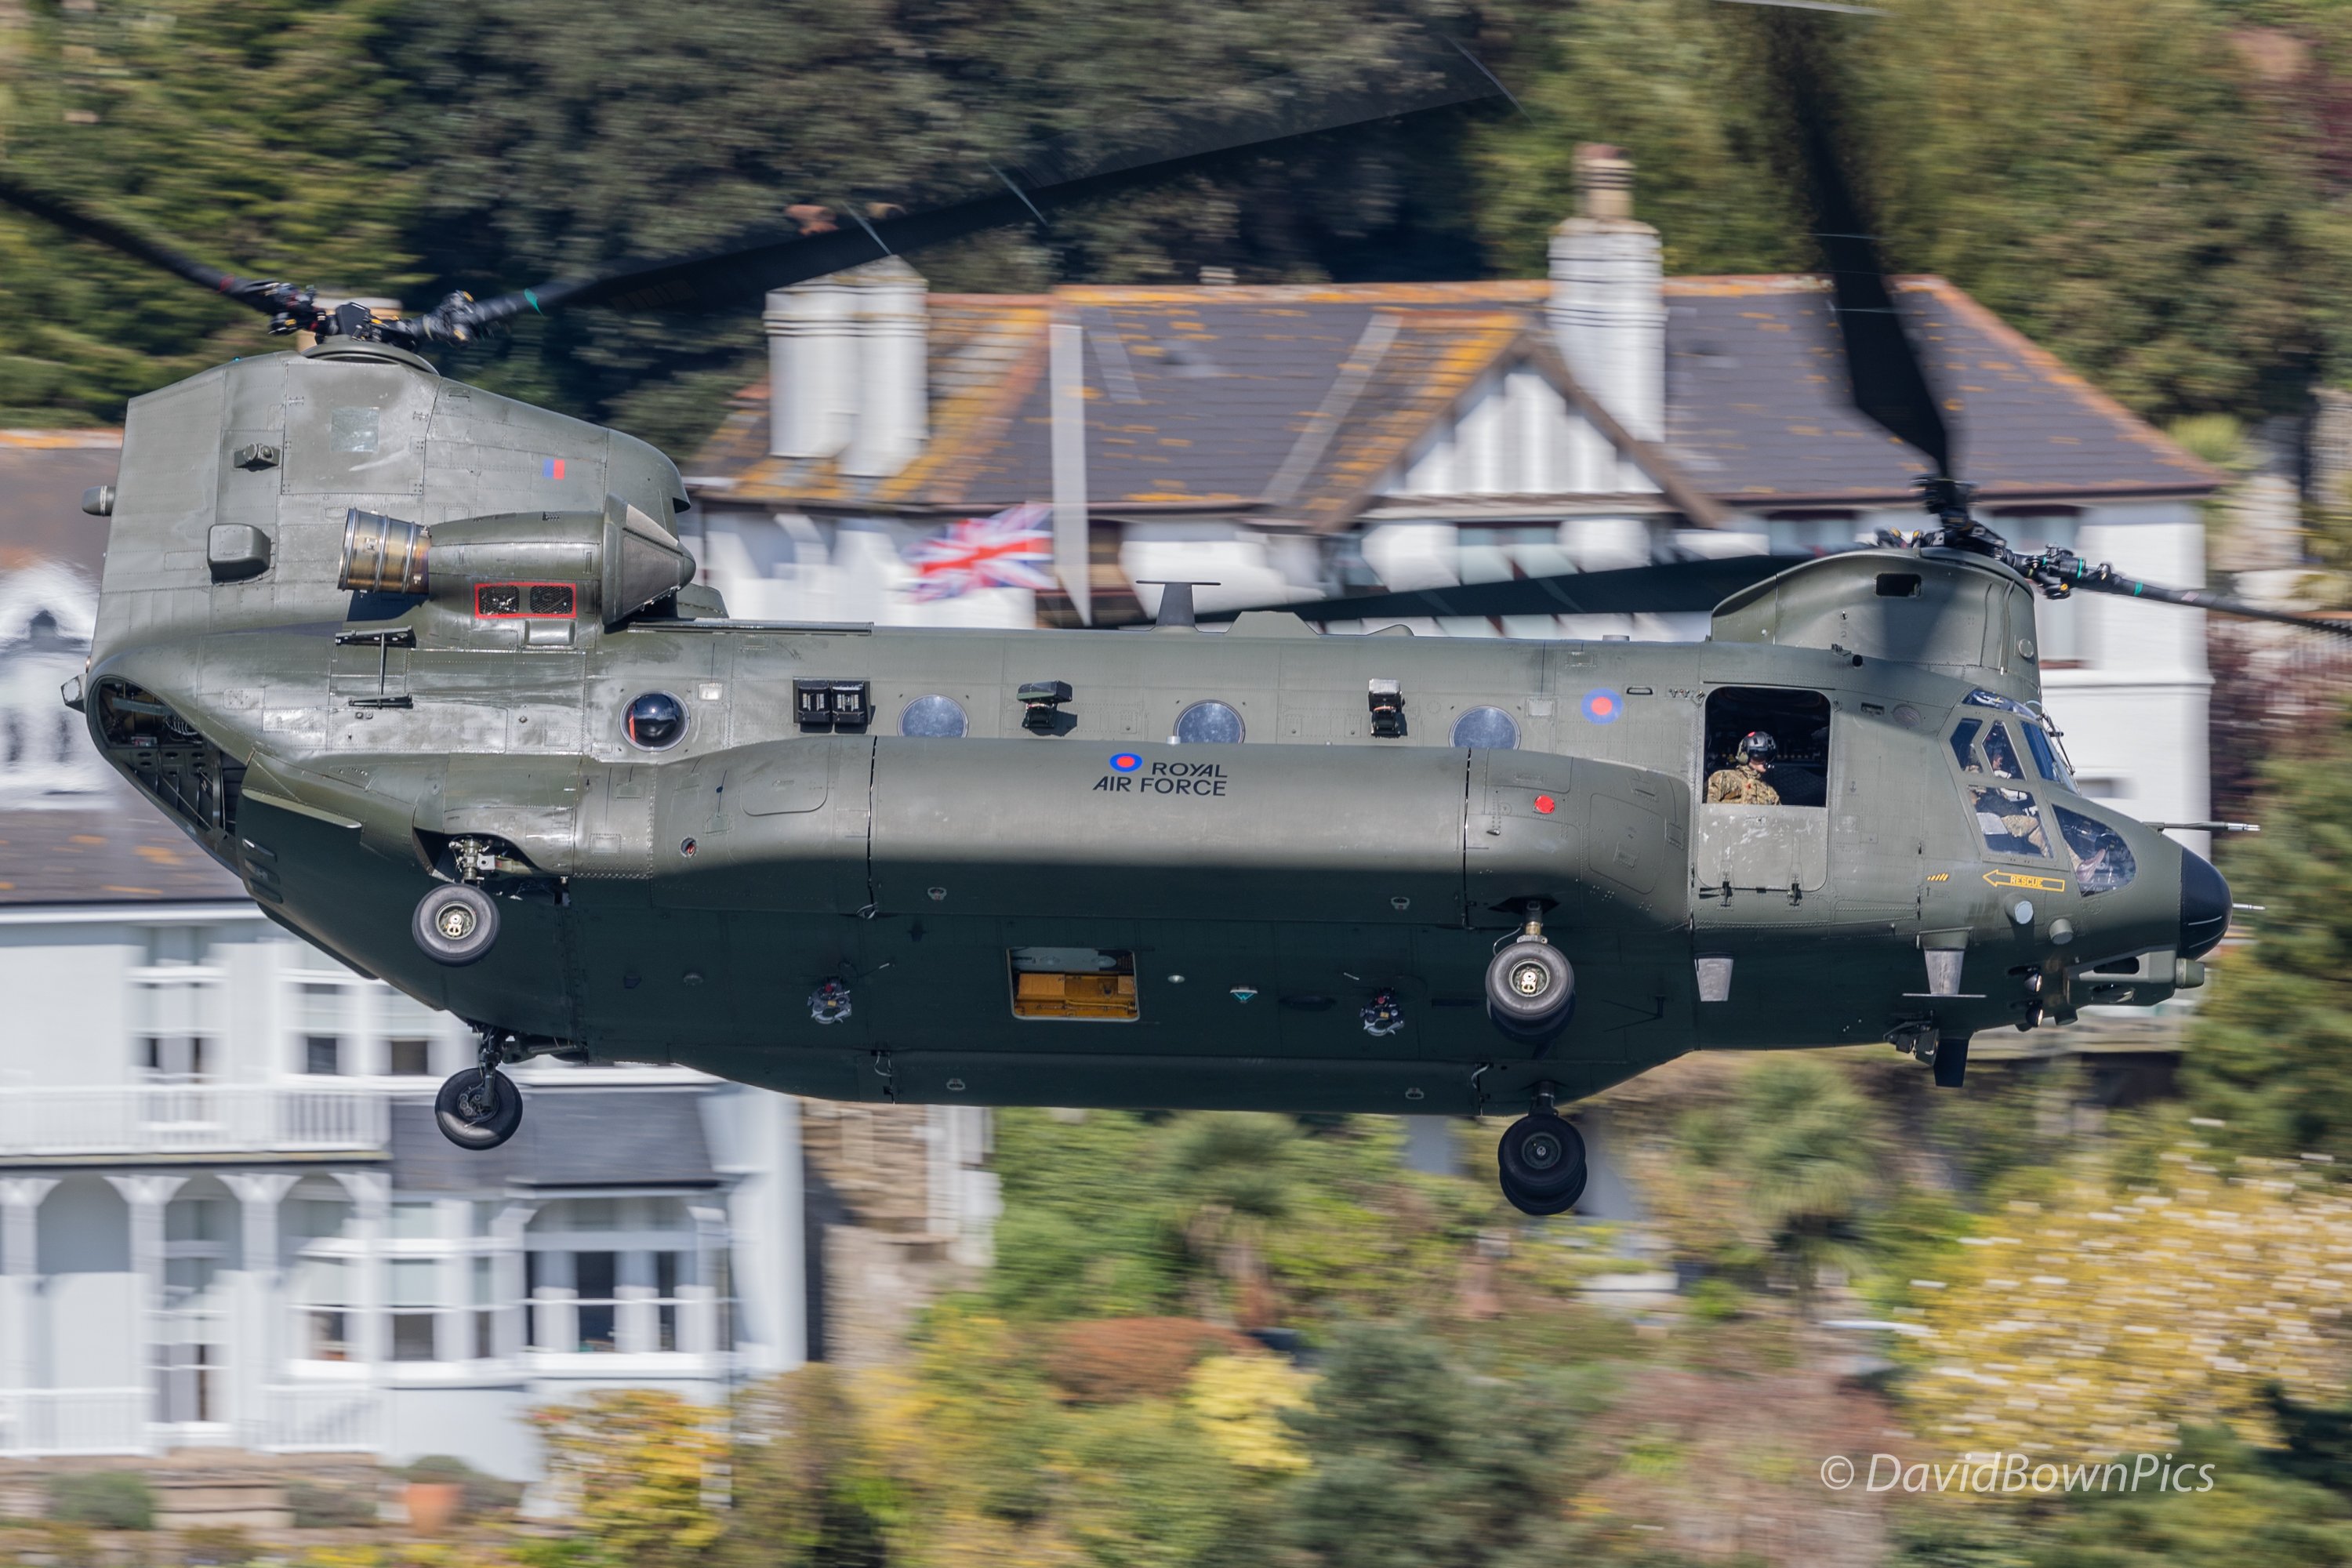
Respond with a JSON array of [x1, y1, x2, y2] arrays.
[[1983, 869, 2067, 894]]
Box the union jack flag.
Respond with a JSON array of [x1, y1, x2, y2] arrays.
[[904, 503, 1056, 601]]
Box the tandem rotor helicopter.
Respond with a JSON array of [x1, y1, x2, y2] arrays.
[[7, 20, 2341, 1214]]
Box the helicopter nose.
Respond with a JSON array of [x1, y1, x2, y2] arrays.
[[2180, 848, 2230, 960]]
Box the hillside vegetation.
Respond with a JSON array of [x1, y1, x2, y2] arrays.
[[5, 0, 2352, 450]]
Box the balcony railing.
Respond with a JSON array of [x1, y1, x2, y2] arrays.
[[0, 1386, 385, 1456], [0, 1387, 147, 1456], [0, 1084, 388, 1159]]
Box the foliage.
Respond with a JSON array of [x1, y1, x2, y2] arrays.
[[720, 1366, 898, 1568], [1183, 1354, 1315, 1473], [2186, 698, 2352, 1158], [1903, 1150, 2352, 1456], [1477, 0, 2352, 423], [285, 1481, 380, 1530], [534, 1390, 727, 1568], [2167, 413, 2252, 473], [0, 0, 423, 424], [44, 1472, 152, 1532], [1637, 1054, 1885, 1291], [1044, 1317, 1258, 1403], [1282, 1321, 1584, 1568], [991, 1109, 1490, 1330], [176, 1526, 260, 1566]]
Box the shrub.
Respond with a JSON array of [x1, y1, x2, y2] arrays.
[[46, 1472, 152, 1531], [285, 1480, 378, 1530], [176, 1524, 258, 1565], [1041, 1317, 1254, 1403]]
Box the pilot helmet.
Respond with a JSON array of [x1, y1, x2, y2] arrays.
[[1736, 731, 1777, 764]]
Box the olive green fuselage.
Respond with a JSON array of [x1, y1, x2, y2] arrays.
[[78, 345, 2198, 1117]]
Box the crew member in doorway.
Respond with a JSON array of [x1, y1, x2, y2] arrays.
[[1706, 731, 1781, 805]]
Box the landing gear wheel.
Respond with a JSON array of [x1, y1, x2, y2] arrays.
[[1486, 941, 1574, 1041], [1497, 1113, 1586, 1216], [435, 1065, 523, 1150], [414, 884, 498, 966]]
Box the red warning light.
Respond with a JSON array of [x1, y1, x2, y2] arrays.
[[1534, 794, 1556, 815]]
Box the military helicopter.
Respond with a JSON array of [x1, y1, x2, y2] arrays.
[[9, 23, 2339, 1215]]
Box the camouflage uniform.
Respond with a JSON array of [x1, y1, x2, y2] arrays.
[[1705, 767, 1780, 806]]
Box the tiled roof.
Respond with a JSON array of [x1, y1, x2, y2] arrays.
[[690, 275, 2219, 520], [389, 1090, 722, 1191], [0, 802, 245, 907], [1663, 277, 2221, 505]]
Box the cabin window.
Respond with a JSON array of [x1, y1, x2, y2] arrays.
[[1450, 706, 1520, 750], [2054, 805, 2135, 893], [898, 695, 968, 739], [1703, 688, 1830, 808], [1949, 718, 1984, 772], [624, 692, 687, 750], [1971, 786, 2051, 858], [1173, 701, 1245, 745]]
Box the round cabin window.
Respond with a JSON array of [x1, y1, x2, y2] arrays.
[[1450, 706, 1520, 750], [1174, 701, 1245, 745], [899, 695, 969, 738], [624, 692, 687, 750]]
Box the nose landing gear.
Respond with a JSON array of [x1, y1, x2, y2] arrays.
[[434, 1030, 524, 1150], [1496, 1094, 1586, 1216]]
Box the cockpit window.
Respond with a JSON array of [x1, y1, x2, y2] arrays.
[[1950, 718, 1984, 772], [2022, 722, 2072, 789], [2054, 805, 2135, 893], [1964, 688, 2034, 716], [1971, 786, 2050, 858], [1982, 722, 2025, 780]]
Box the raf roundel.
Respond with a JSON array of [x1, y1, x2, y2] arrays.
[[1109, 753, 1143, 773], [1581, 688, 1624, 725]]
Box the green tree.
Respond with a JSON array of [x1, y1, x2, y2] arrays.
[[2187, 697, 2352, 1157], [0, 0, 423, 423], [1283, 1322, 1581, 1568]]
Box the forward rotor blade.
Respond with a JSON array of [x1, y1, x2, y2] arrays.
[[2061, 568, 2352, 637], [455, 42, 1503, 330], [1210, 555, 1818, 625], [1766, 15, 1950, 476], [0, 169, 268, 308]]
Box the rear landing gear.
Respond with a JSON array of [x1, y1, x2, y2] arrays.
[[1496, 1102, 1586, 1216], [1933, 1034, 1969, 1088], [435, 1033, 523, 1150]]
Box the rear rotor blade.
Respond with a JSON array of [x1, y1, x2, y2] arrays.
[[0, 169, 270, 308], [453, 43, 1504, 331], [1210, 555, 1818, 625]]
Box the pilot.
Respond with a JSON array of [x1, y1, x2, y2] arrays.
[[1706, 731, 1781, 805]]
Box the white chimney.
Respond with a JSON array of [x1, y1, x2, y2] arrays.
[[764, 260, 929, 477], [1549, 144, 1664, 445], [845, 258, 928, 479], [764, 276, 855, 459]]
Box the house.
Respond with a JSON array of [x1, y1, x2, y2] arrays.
[[0, 561, 997, 1478], [684, 147, 2223, 837]]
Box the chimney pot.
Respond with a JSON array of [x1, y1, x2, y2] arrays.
[[1574, 143, 1635, 223]]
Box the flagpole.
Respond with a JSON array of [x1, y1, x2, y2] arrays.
[[1049, 318, 1093, 626]]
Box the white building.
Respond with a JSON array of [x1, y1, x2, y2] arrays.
[[683, 149, 2222, 837], [0, 567, 813, 1478]]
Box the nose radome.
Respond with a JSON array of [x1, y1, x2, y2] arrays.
[[2180, 848, 2230, 959]]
